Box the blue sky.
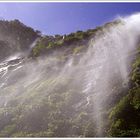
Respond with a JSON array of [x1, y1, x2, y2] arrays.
[[0, 3, 140, 35]]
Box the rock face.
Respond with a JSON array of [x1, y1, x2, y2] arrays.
[[0, 40, 12, 60], [0, 19, 40, 61]]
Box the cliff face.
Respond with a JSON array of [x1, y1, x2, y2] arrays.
[[0, 19, 40, 61]]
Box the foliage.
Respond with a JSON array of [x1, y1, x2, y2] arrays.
[[73, 46, 84, 54], [109, 47, 140, 137], [31, 28, 99, 57], [0, 77, 96, 137], [31, 21, 121, 57]]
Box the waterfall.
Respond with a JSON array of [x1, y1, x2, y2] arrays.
[[80, 13, 140, 136], [0, 13, 140, 137]]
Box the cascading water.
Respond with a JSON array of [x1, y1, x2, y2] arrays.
[[0, 13, 140, 137], [80, 13, 140, 136]]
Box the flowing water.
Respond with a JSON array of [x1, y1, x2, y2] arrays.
[[0, 13, 140, 137]]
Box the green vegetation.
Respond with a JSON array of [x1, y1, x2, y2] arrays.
[[109, 47, 140, 137], [31, 29, 98, 57], [73, 45, 84, 54], [0, 78, 96, 137], [33, 42, 46, 56], [31, 20, 122, 58]]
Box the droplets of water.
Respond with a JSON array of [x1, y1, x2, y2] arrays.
[[81, 13, 140, 136]]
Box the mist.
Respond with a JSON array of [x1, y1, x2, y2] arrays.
[[0, 13, 140, 137]]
